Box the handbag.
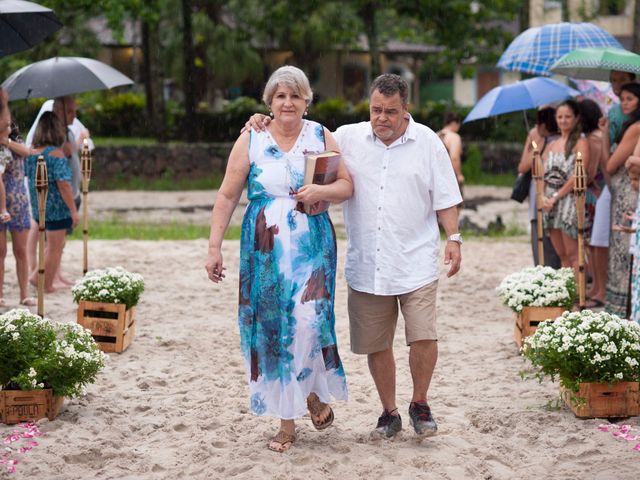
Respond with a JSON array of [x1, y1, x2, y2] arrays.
[[510, 170, 532, 203]]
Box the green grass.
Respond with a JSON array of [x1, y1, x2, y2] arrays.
[[96, 172, 225, 191], [93, 137, 159, 146], [68, 220, 241, 241], [464, 171, 517, 187]]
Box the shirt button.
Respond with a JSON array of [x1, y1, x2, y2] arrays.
[[378, 227, 381, 230], [378, 206, 382, 210], [380, 186, 384, 190], [377, 248, 380, 252], [376, 267, 380, 271], [383, 166, 387, 170]]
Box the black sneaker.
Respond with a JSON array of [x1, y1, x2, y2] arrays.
[[375, 409, 402, 437], [408, 402, 437, 436]]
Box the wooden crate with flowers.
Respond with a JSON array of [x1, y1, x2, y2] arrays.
[[523, 310, 640, 418], [72, 267, 145, 353], [497, 266, 575, 348], [0, 309, 106, 424]]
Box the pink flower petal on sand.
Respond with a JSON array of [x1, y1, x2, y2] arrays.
[[598, 425, 611, 432], [619, 425, 632, 433], [634, 443, 640, 452]]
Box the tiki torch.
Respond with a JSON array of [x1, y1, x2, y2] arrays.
[[532, 141, 544, 265], [35, 155, 48, 317], [81, 139, 92, 275], [574, 151, 587, 310]]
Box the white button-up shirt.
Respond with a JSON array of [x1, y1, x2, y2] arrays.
[[334, 116, 462, 295]]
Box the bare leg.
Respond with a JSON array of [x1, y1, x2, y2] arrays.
[[409, 340, 438, 403], [10, 229, 30, 301], [587, 246, 608, 303], [368, 348, 397, 413], [43, 230, 66, 292], [268, 419, 296, 452], [549, 229, 569, 267]]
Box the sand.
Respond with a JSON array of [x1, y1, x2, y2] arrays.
[[0, 188, 637, 479]]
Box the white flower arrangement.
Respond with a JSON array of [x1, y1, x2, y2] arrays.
[[522, 310, 640, 392], [496, 266, 576, 313], [72, 266, 144, 309], [0, 309, 107, 398]]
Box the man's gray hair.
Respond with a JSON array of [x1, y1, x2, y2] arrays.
[[262, 65, 313, 108], [369, 74, 408, 106]]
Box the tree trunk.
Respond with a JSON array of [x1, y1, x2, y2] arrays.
[[358, 2, 381, 81], [182, 0, 198, 141], [142, 21, 166, 142], [519, 0, 529, 31], [634, 0, 640, 53]]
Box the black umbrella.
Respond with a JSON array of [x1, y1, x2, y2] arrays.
[[0, 0, 62, 57]]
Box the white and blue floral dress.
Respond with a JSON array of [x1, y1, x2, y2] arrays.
[[239, 120, 347, 419]]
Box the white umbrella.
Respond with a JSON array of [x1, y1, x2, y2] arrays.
[[1, 56, 134, 100]]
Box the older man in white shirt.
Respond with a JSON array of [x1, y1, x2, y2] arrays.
[[245, 73, 462, 438], [333, 74, 461, 438]]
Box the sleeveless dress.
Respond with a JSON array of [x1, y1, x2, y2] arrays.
[[606, 166, 637, 317], [0, 143, 31, 232], [543, 150, 579, 239], [238, 120, 347, 419], [630, 195, 640, 324]]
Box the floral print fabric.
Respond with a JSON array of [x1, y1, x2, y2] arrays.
[[239, 120, 347, 419], [0, 144, 30, 231]]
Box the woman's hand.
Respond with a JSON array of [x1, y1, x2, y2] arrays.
[[71, 210, 79, 228], [294, 184, 326, 207], [598, 117, 609, 134], [242, 114, 271, 133], [205, 248, 226, 283], [541, 195, 556, 212]]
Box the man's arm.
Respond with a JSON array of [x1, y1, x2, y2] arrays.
[[437, 206, 461, 277]]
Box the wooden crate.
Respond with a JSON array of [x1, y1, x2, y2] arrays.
[[0, 389, 64, 424], [515, 306, 566, 348], [561, 382, 640, 418], [77, 301, 136, 353]]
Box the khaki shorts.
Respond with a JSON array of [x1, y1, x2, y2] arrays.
[[348, 281, 438, 354]]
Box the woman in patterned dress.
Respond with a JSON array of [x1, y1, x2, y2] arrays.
[[601, 83, 640, 318], [205, 66, 353, 452], [541, 100, 590, 273]]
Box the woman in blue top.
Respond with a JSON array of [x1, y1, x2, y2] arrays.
[[25, 111, 78, 293]]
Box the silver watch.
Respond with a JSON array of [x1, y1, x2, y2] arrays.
[[447, 233, 463, 244]]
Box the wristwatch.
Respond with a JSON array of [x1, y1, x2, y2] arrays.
[[447, 233, 463, 244]]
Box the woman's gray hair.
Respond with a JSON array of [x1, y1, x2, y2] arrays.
[[262, 65, 313, 107]]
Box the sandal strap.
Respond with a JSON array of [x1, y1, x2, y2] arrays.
[[306, 393, 327, 416], [272, 431, 296, 445]]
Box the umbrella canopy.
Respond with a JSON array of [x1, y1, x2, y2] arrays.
[[463, 77, 580, 123], [497, 22, 623, 76], [549, 47, 640, 81], [0, 0, 62, 57], [1, 56, 134, 100]]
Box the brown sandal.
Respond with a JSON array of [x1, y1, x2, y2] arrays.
[[268, 430, 296, 452], [307, 393, 334, 430]]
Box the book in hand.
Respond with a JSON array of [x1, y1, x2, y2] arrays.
[[298, 150, 341, 215]]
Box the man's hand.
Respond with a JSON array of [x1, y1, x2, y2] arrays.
[[242, 114, 271, 133], [444, 241, 461, 277]]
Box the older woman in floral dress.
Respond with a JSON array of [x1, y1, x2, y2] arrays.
[[205, 66, 353, 452]]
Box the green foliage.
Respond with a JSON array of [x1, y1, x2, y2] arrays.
[[522, 310, 640, 391], [78, 91, 147, 137], [461, 143, 482, 183], [72, 266, 145, 309], [0, 309, 106, 398]]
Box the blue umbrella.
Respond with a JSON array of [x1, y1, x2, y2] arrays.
[[497, 22, 623, 76], [463, 77, 580, 123]]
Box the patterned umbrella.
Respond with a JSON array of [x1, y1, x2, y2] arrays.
[[497, 22, 623, 76], [550, 47, 640, 81]]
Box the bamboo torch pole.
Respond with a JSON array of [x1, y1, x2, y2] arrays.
[[35, 155, 48, 317], [81, 139, 92, 275], [574, 151, 587, 310], [532, 141, 544, 265]]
